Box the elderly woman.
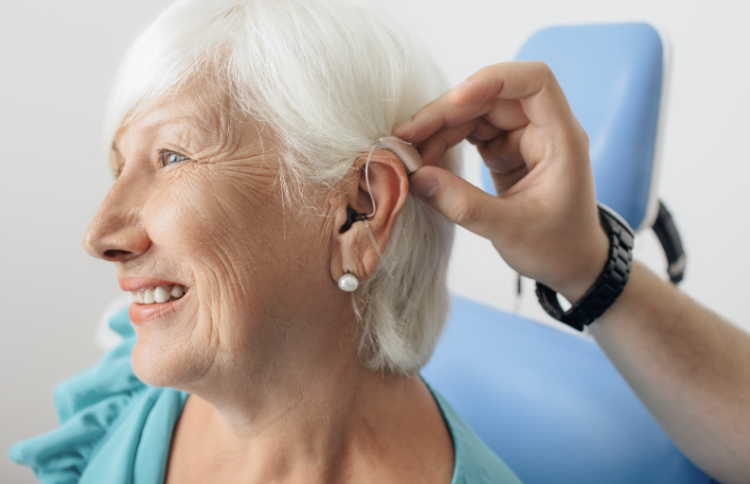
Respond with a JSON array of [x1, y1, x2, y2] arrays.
[[8, 0, 521, 482]]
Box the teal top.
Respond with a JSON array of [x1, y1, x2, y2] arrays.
[[9, 308, 522, 484]]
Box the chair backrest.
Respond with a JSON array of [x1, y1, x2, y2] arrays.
[[422, 296, 711, 484], [480, 22, 665, 231]]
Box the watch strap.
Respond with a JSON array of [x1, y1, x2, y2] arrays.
[[535, 204, 635, 331]]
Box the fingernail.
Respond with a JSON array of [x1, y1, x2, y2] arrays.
[[411, 173, 440, 199]]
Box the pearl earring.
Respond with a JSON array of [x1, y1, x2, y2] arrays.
[[338, 273, 359, 292]]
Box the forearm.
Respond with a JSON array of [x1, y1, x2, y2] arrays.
[[589, 261, 750, 484]]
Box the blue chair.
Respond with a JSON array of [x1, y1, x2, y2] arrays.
[[422, 23, 711, 483]]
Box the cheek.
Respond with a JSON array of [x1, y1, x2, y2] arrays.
[[142, 167, 330, 343], [132, 169, 290, 385], [148, 167, 283, 270]]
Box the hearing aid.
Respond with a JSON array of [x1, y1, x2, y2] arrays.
[[339, 136, 423, 234], [375, 136, 422, 175], [340, 207, 368, 233]]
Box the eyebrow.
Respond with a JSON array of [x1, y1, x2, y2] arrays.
[[109, 144, 121, 179], [110, 116, 202, 179], [111, 115, 206, 154], [140, 115, 198, 134]]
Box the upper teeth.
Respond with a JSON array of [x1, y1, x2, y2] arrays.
[[131, 284, 187, 305]]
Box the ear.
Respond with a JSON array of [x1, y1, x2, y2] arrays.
[[330, 150, 409, 285]]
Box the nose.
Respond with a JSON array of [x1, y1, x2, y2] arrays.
[[83, 178, 151, 262]]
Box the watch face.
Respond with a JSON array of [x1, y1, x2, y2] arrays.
[[597, 202, 635, 237]]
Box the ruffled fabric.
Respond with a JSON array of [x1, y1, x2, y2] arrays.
[[8, 307, 188, 484]]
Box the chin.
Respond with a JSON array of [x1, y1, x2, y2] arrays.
[[131, 339, 211, 389]]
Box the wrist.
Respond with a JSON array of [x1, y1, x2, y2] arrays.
[[558, 229, 610, 304], [536, 203, 635, 331]]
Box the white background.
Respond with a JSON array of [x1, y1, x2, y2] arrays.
[[1, 0, 748, 482]]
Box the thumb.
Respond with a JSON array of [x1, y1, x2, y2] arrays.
[[409, 165, 508, 241]]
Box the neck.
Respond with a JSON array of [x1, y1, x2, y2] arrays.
[[171, 364, 451, 483], [199, 343, 389, 440], [167, 300, 454, 483]]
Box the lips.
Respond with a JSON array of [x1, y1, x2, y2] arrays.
[[119, 277, 190, 324], [128, 294, 188, 324], [119, 278, 183, 292]]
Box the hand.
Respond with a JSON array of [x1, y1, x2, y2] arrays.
[[393, 61, 608, 303]]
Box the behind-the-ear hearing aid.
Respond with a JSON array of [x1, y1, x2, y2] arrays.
[[375, 136, 422, 175], [339, 136, 423, 234]]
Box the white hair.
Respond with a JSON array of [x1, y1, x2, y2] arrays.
[[105, 0, 460, 374]]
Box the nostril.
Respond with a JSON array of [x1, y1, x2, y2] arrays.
[[103, 249, 132, 260]]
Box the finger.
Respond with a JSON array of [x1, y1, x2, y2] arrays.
[[490, 165, 530, 197], [417, 118, 503, 166], [393, 96, 526, 145], [466, 135, 484, 146], [482, 97, 529, 132], [478, 128, 526, 175], [448, 61, 553, 104], [409, 165, 510, 241], [470, 117, 503, 141], [414, 104, 522, 166], [419, 119, 526, 174], [447, 61, 576, 131], [418, 121, 480, 166], [393, 97, 490, 145]]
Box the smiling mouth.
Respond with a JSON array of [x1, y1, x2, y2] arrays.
[[130, 284, 188, 305]]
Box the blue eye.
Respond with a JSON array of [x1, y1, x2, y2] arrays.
[[160, 151, 190, 166]]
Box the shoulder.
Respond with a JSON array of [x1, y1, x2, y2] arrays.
[[427, 381, 524, 484], [8, 307, 184, 484]]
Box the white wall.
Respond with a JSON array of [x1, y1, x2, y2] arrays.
[[1, 0, 748, 482], [0, 3, 177, 482]]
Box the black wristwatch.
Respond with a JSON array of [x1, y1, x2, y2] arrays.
[[536, 203, 635, 331]]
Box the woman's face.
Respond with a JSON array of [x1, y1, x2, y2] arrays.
[[84, 91, 353, 389]]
